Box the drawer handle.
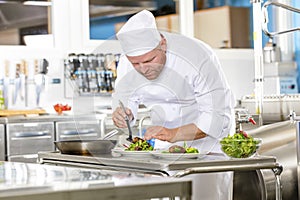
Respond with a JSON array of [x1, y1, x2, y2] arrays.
[[11, 135, 52, 140], [15, 131, 49, 137], [62, 129, 96, 135], [60, 133, 97, 138]]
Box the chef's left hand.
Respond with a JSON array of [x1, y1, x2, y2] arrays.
[[144, 126, 178, 143]]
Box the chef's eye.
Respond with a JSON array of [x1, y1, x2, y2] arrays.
[[132, 63, 139, 68], [145, 57, 155, 63]]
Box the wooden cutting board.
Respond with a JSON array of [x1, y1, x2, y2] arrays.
[[0, 109, 47, 117]]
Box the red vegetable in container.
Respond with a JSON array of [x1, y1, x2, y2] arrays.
[[54, 103, 72, 115]]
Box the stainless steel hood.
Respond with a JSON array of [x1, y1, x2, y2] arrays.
[[90, 0, 157, 8], [0, 2, 48, 30], [0, 0, 158, 31], [89, 0, 157, 18]]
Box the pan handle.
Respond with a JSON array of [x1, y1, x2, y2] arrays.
[[101, 129, 119, 140]]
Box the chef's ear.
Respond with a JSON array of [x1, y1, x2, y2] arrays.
[[160, 37, 167, 52]]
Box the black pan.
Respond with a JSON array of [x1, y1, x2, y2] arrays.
[[54, 139, 117, 155]]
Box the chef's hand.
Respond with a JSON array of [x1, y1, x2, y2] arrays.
[[112, 107, 134, 128], [144, 126, 178, 143]]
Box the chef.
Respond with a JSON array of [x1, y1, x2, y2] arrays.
[[112, 10, 235, 200]]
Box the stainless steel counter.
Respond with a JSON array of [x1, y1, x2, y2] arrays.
[[38, 152, 283, 200], [2, 113, 107, 123], [0, 161, 192, 200]]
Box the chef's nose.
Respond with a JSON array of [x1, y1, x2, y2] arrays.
[[139, 63, 148, 73]]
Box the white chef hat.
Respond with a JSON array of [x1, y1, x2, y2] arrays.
[[116, 10, 161, 56]]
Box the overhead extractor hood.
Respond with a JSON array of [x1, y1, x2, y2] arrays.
[[0, 2, 48, 31], [89, 0, 157, 18], [0, 0, 158, 30]]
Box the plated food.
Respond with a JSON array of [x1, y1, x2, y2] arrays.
[[124, 137, 154, 151], [220, 131, 262, 159], [115, 138, 203, 160], [150, 151, 203, 160], [163, 144, 199, 154], [151, 143, 203, 160]]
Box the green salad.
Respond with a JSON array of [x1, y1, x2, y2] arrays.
[[220, 132, 260, 158], [125, 137, 154, 151]]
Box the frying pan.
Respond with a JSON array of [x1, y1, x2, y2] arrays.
[[54, 139, 117, 155]]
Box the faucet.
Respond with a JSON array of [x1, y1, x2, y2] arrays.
[[235, 108, 257, 133], [138, 115, 151, 137]]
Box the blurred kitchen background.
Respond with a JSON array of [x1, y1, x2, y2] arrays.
[[0, 0, 299, 122], [0, 1, 300, 199]]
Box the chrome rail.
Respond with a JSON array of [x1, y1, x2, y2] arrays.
[[262, 1, 300, 38]]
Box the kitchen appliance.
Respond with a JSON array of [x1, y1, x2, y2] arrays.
[[55, 119, 104, 142], [0, 124, 5, 161], [240, 94, 300, 124], [6, 121, 55, 163], [246, 120, 297, 200], [263, 60, 298, 95], [250, 0, 300, 121]]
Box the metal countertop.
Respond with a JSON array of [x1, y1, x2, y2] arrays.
[[38, 152, 283, 200], [0, 113, 107, 123], [0, 161, 192, 200], [38, 151, 279, 175]]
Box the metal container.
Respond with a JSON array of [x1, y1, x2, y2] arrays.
[[263, 41, 281, 63], [54, 140, 117, 155]]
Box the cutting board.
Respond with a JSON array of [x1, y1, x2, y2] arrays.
[[0, 109, 47, 117]]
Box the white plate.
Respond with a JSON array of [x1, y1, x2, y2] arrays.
[[150, 151, 208, 160], [111, 148, 153, 159]]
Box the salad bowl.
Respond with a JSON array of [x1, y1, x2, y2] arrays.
[[220, 132, 262, 159]]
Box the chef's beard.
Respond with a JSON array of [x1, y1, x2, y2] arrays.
[[143, 72, 158, 80], [141, 64, 165, 80]]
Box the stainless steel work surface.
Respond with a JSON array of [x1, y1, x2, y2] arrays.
[[38, 151, 279, 174], [3, 113, 106, 123], [38, 152, 283, 200], [0, 161, 192, 200]]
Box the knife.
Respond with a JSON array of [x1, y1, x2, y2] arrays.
[[119, 100, 133, 142]]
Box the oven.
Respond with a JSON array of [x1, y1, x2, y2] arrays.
[[0, 124, 5, 161], [6, 122, 55, 163]]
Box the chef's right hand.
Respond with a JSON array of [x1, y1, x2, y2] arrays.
[[112, 107, 134, 128]]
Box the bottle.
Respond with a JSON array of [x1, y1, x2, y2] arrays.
[[77, 54, 88, 93], [87, 54, 97, 93], [0, 90, 5, 110]]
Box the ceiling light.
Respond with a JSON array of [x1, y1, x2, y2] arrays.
[[23, 1, 52, 6]]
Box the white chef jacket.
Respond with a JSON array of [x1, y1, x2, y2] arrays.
[[112, 31, 235, 153], [113, 31, 235, 200]]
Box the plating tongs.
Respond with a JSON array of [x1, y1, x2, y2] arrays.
[[119, 100, 133, 142]]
